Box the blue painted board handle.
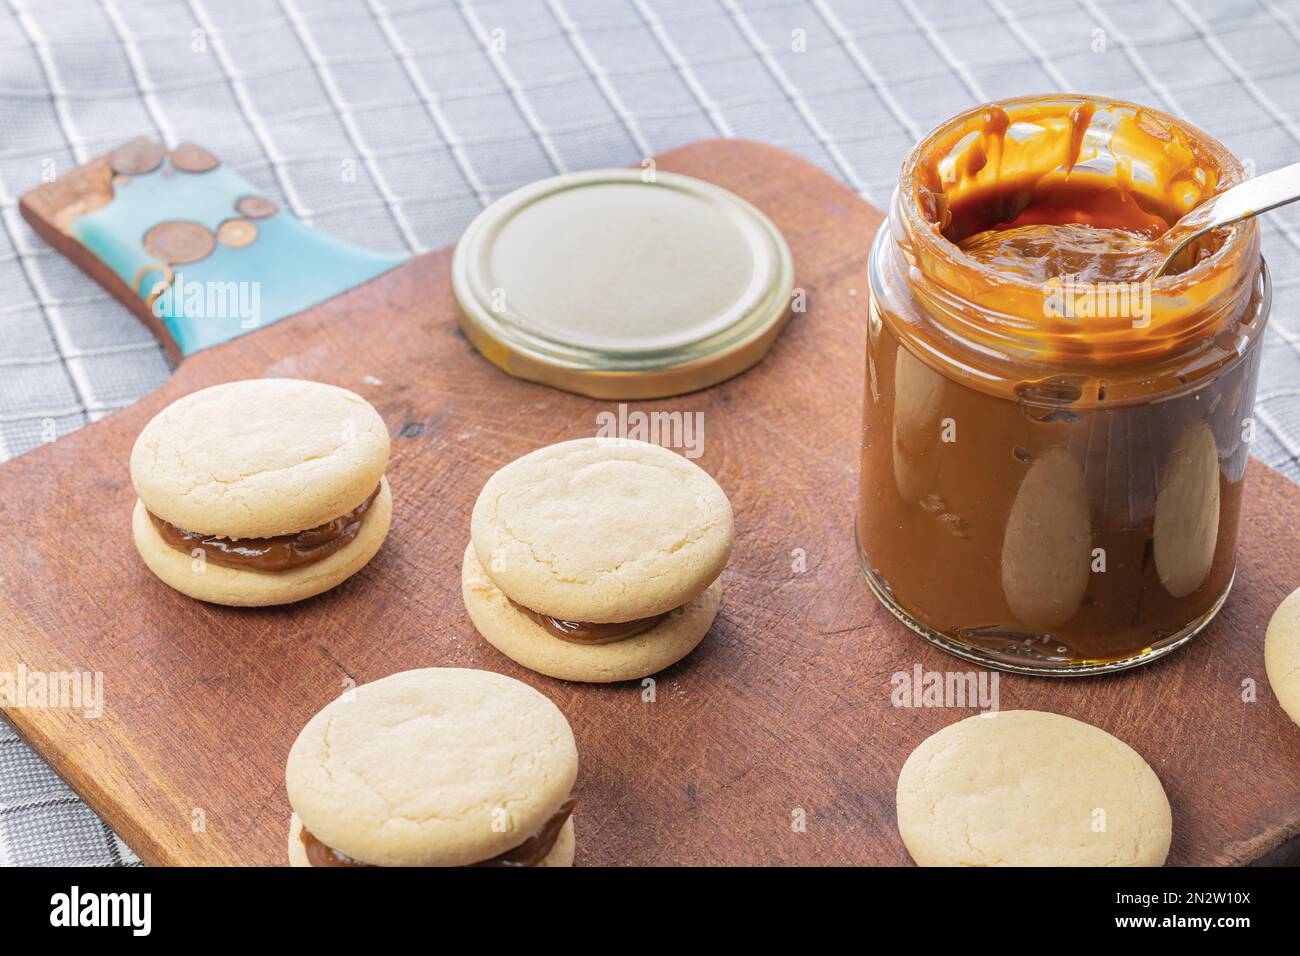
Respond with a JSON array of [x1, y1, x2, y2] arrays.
[[20, 138, 408, 357]]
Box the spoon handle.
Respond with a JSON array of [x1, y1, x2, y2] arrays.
[[1208, 160, 1300, 226], [1155, 161, 1300, 276]]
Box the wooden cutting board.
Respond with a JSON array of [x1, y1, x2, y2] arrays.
[[0, 139, 1297, 867]]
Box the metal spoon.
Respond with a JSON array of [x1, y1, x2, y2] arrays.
[[1152, 160, 1300, 276]]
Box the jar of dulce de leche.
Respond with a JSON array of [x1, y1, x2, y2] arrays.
[[857, 94, 1271, 674]]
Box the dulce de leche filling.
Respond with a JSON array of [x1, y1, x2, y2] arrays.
[[299, 796, 577, 867], [947, 104, 1215, 284], [508, 599, 668, 644], [148, 484, 381, 572], [905, 96, 1255, 372]]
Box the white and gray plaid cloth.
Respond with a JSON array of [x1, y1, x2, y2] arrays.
[[2, 0, 1299, 866]]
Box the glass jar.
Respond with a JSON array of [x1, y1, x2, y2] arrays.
[[857, 94, 1270, 674]]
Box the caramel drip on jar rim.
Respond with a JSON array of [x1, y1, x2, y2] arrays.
[[893, 94, 1264, 379]]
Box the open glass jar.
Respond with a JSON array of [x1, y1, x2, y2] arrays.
[[857, 94, 1270, 674]]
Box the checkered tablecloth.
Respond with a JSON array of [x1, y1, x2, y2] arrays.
[[2, 0, 1299, 866]]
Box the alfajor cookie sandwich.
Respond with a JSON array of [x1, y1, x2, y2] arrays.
[[463, 437, 733, 682], [286, 668, 579, 867], [129, 377, 392, 606]]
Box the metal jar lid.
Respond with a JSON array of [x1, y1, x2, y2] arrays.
[[451, 168, 795, 399]]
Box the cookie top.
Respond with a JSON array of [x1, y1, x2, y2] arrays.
[[896, 710, 1171, 867], [1265, 585, 1300, 729], [285, 668, 578, 867], [130, 378, 389, 538], [470, 437, 733, 622]]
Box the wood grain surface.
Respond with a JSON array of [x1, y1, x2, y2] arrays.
[[1, 139, 1298, 866]]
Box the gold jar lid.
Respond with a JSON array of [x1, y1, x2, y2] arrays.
[[451, 169, 795, 399]]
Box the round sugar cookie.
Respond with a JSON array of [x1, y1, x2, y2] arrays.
[[130, 378, 390, 539], [132, 477, 392, 606], [470, 437, 733, 622], [896, 710, 1171, 867], [1265, 586, 1300, 728], [285, 668, 578, 867], [462, 543, 720, 682]]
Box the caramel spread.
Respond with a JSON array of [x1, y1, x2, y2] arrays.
[[510, 600, 668, 644], [959, 221, 1166, 284], [902, 98, 1252, 370], [299, 796, 577, 867], [149, 485, 380, 572], [932, 103, 1203, 249], [300, 828, 367, 867], [472, 796, 576, 867], [951, 122, 1212, 284]]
